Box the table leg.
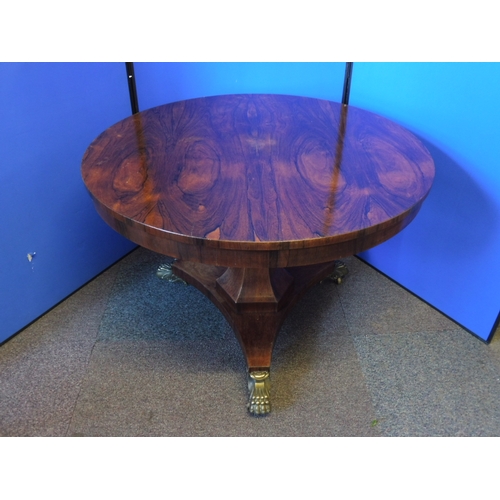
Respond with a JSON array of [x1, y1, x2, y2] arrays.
[[172, 260, 338, 415]]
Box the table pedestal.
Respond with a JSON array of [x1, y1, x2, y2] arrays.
[[172, 260, 338, 415]]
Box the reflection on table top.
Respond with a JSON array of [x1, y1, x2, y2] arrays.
[[82, 94, 434, 255]]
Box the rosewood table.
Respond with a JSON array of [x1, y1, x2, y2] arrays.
[[81, 94, 435, 415]]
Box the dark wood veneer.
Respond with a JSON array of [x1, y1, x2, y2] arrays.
[[82, 95, 434, 267]]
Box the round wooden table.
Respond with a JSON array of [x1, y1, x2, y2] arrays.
[[82, 94, 435, 415]]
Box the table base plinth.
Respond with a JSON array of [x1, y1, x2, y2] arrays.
[[172, 259, 338, 415]]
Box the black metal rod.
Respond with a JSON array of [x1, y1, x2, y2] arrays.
[[341, 62, 354, 105], [125, 62, 140, 115]]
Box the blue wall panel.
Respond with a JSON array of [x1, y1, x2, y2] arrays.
[[134, 62, 347, 110], [350, 63, 500, 341], [0, 63, 136, 344]]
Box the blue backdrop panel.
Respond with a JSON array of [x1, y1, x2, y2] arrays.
[[0, 63, 136, 344], [133, 62, 347, 110], [350, 63, 500, 341]]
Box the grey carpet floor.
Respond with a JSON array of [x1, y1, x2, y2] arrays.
[[1, 247, 499, 436]]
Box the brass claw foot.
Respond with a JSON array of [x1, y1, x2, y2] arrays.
[[326, 260, 349, 284], [156, 262, 188, 285], [247, 370, 271, 415]]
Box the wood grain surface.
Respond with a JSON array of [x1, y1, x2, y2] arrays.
[[82, 94, 435, 267]]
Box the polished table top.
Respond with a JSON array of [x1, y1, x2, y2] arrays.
[[82, 94, 435, 268]]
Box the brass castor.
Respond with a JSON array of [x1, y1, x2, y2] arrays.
[[247, 370, 271, 415], [157, 262, 188, 285], [327, 260, 349, 284]]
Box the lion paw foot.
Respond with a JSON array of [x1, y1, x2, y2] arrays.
[[247, 370, 271, 415]]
